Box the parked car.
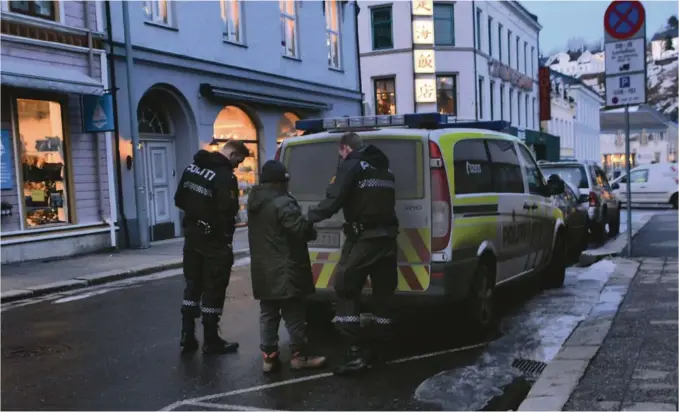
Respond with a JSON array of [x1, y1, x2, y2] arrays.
[[538, 159, 621, 244], [550, 176, 589, 262], [611, 163, 679, 209]]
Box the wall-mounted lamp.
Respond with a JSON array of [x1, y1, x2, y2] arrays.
[[126, 155, 133, 170]]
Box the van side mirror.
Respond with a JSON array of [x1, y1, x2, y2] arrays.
[[611, 182, 620, 190], [548, 174, 565, 196]]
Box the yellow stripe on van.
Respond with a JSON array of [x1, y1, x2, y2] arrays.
[[453, 195, 500, 206]]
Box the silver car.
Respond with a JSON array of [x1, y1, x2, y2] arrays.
[[538, 160, 622, 244]]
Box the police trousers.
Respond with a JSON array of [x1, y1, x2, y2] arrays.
[[259, 298, 307, 355], [333, 237, 398, 347], [181, 240, 234, 321]]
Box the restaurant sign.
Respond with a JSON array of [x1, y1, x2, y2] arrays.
[[488, 60, 534, 92]]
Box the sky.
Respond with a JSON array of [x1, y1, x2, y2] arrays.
[[522, 0, 678, 55]]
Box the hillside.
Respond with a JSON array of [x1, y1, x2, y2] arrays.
[[647, 58, 678, 122]]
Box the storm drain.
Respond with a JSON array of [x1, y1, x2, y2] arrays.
[[512, 358, 547, 380], [2, 343, 71, 359]]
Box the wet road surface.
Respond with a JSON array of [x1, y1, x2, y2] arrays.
[[1, 210, 664, 411]]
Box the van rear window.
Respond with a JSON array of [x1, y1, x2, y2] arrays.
[[284, 138, 424, 201]]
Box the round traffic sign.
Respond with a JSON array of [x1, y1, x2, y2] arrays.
[[604, 0, 645, 40]]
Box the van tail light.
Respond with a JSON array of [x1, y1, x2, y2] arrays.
[[274, 145, 282, 161], [429, 140, 451, 251], [589, 191, 599, 207]]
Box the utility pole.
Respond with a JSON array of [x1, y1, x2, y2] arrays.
[[122, 1, 150, 248]]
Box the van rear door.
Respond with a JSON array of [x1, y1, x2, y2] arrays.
[[280, 129, 432, 293]]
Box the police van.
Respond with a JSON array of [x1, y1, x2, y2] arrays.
[[275, 113, 567, 330]]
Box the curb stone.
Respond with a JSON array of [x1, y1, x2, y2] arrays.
[[517, 257, 641, 411], [0, 248, 249, 304], [579, 214, 654, 266]]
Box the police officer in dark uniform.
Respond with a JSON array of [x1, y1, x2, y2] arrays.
[[306, 132, 398, 375], [174, 139, 251, 355]]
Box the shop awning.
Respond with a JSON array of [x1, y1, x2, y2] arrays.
[[200, 84, 332, 111], [1, 58, 104, 96]]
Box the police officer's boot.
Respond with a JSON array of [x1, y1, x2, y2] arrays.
[[202, 315, 239, 355], [180, 315, 199, 353], [333, 345, 370, 376]]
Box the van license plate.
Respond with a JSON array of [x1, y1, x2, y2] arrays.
[[309, 230, 341, 248]]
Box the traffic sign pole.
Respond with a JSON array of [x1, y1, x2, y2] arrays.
[[603, 0, 647, 257]]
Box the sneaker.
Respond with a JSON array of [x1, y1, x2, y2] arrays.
[[262, 351, 281, 373], [290, 352, 327, 370]]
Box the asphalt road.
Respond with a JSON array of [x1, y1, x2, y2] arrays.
[[1, 209, 666, 411]]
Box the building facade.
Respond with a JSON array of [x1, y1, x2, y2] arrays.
[[358, 0, 541, 130], [546, 69, 603, 163], [0, 1, 117, 264], [600, 105, 678, 177], [108, 0, 362, 246]]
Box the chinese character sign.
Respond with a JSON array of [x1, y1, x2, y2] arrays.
[[412, 21, 434, 45], [415, 79, 436, 103], [411, 0, 433, 16], [414, 50, 435, 74]]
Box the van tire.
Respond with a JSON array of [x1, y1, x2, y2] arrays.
[[609, 205, 621, 237], [544, 232, 567, 289], [671, 193, 678, 210], [464, 256, 496, 335]]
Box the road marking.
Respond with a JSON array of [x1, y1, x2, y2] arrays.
[[183, 401, 284, 411], [53, 288, 118, 304], [160, 340, 491, 411]]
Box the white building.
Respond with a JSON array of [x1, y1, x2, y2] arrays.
[[546, 69, 604, 163], [650, 26, 678, 63], [358, 0, 541, 130], [600, 105, 678, 177], [544, 50, 605, 78]]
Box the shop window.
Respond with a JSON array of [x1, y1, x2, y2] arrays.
[[9, 1, 56, 21], [374, 78, 396, 115], [143, 0, 172, 26], [277, 112, 302, 144], [213, 106, 258, 214], [280, 0, 298, 58], [437, 75, 456, 116], [221, 0, 243, 44], [371, 5, 393, 50], [16, 99, 71, 228], [325, 0, 341, 69]]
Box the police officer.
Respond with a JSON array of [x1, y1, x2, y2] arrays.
[[306, 132, 398, 375], [174, 139, 250, 355]]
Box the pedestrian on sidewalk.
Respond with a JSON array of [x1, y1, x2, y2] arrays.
[[306, 132, 399, 376], [174, 139, 250, 355], [247, 160, 327, 373]]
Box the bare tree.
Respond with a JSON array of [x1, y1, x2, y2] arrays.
[[566, 36, 587, 51]]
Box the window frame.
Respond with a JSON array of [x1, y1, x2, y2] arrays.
[[517, 143, 548, 196], [143, 0, 173, 26], [373, 77, 396, 115], [500, 84, 505, 121], [8, 1, 57, 21], [507, 30, 512, 67], [433, 2, 455, 46], [627, 169, 649, 184], [485, 138, 525, 194], [221, 0, 244, 44], [370, 5, 393, 50], [524, 94, 529, 128], [475, 8, 482, 50], [436, 74, 458, 116], [478, 76, 484, 120], [498, 23, 503, 62], [280, 0, 299, 58], [531, 46, 535, 77], [487, 16, 493, 56], [532, 97, 536, 129], [517, 91, 522, 127], [515, 36, 520, 71], [325, 0, 342, 69], [490, 80, 495, 120], [11, 95, 76, 230], [509, 88, 514, 124], [523, 41, 528, 75]]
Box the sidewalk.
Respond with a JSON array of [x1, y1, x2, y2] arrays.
[[519, 213, 679, 411], [1, 228, 249, 302]]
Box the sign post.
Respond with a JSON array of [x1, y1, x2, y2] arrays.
[[604, 0, 647, 257]]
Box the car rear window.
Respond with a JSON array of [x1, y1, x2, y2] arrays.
[[284, 138, 424, 201], [540, 165, 589, 189]]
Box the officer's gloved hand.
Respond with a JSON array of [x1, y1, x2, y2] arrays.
[[306, 225, 318, 242]]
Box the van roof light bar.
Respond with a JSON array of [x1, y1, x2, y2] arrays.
[[295, 113, 511, 133]]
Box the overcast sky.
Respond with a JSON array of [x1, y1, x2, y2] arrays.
[[523, 0, 678, 55]]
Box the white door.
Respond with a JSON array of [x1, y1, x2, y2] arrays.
[[143, 140, 177, 241]]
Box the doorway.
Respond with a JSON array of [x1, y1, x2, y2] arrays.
[[142, 139, 178, 241]]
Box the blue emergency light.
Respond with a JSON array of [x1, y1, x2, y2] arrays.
[[295, 113, 511, 133]]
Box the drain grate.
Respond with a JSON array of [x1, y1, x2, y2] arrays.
[[2, 343, 71, 359], [512, 358, 547, 379]]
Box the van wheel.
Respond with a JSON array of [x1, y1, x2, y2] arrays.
[[609, 205, 621, 236], [464, 257, 496, 335], [544, 232, 567, 289], [593, 209, 608, 245], [671, 193, 678, 210]]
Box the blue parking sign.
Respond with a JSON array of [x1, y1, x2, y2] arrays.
[[619, 76, 631, 88]]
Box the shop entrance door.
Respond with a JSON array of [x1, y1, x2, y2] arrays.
[[142, 139, 178, 241]]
